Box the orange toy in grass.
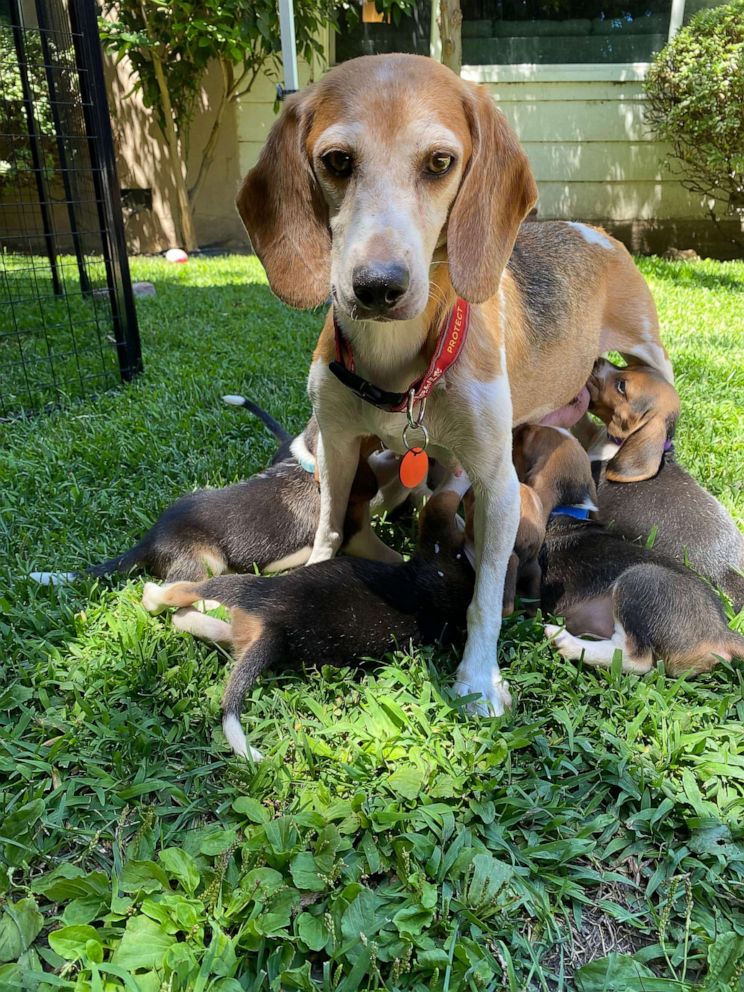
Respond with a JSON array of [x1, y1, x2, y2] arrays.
[[399, 447, 429, 489]]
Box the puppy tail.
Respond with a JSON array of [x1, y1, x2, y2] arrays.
[[222, 626, 282, 760], [28, 570, 78, 586], [29, 543, 145, 584], [223, 394, 291, 443], [86, 544, 146, 578]]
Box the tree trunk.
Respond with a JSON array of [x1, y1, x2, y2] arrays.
[[150, 48, 199, 251], [190, 59, 263, 210], [189, 61, 231, 209], [439, 0, 462, 76]]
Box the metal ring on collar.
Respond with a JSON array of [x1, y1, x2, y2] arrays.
[[402, 421, 429, 452], [406, 388, 426, 429]]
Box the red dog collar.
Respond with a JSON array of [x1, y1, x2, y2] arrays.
[[329, 298, 470, 413]]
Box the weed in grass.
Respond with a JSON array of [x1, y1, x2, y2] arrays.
[[0, 255, 742, 991]]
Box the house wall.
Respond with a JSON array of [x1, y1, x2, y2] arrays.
[[104, 35, 740, 257], [234, 61, 742, 258], [106, 55, 246, 253]]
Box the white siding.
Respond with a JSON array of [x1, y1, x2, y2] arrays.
[[474, 66, 703, 221]]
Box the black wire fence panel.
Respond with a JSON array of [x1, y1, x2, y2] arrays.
[[0, 0, 141, 418]]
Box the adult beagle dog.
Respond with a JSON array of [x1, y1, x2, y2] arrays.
[[236, 53, 672, 715]]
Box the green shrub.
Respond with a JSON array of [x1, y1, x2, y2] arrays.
[[645, 0, 744, 235], [0, 28, 54, 191]]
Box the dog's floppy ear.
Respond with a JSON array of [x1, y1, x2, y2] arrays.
[[447, 85, 538, 303], [605, 414, 673, 483], [236, 90, 330, 309]]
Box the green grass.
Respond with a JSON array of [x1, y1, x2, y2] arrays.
[[0, 254, 743, 992], [0, 255, 123, 416]]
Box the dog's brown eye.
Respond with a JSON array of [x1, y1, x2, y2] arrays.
[[616, 379, 627, 396], [322, 150, 353, 178], [425, 152, 453, 176]]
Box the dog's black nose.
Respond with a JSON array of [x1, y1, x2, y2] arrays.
[[352, 263, 410, 311]]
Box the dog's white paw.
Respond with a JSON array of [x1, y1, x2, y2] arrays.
[[453, 669, 512, 716], [142, 581, 165, 614], [544, 623, 575, 659]]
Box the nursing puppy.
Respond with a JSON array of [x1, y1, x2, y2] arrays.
[[586, 359, 744, 609], [32, 404, 402, 587], [237, 52, 672, 716], [513, 425, 744, 676], [141, 473, 475, 760]]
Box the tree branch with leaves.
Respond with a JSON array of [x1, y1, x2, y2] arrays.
[[99, 0, 342, 250]]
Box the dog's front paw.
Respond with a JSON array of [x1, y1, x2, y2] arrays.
[[544, 623, 575, 660], [453, 667, 512, 716], [142, 581, 166, 614]]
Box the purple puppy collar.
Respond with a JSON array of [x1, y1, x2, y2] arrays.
[[608, 433, 673, 453]]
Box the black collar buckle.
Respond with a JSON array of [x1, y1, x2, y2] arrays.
[[329, 360, 406, 411]]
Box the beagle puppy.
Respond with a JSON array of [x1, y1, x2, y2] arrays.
[[142, 473, 475, 760], [586, 359, 744, 610], [31, 400, 407, 588], [236, 53, 672, 715], [513, 425, 744, 676]]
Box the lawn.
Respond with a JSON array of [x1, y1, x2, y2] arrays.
[[0, 253, 743, 992]]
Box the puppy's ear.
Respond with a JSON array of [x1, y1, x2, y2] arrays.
[[236, 90, 330, 309], [511, 424, 533, 482], [447, 85, 537, 303], [605, 414, 672, 483], [418, 496, 458, 555]]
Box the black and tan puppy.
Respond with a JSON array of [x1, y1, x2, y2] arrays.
[[141, 473, 475, 760], [513, 425, 744, 678], [31, 402, 406, 587], [585, 359, 744, 609]]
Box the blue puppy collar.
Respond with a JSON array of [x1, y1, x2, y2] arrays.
[[550, 505, 591, 521], [289, 435, 317, 475]]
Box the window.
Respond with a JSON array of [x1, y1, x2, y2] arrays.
[[332, 0, 683, 66], [461, 0, 675, 64], [333, 1, 431, 63]]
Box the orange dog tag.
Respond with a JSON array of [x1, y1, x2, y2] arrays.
[[399, 447, 429, 489]]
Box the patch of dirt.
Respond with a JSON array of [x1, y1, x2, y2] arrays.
[[542, 876, 654, 988]]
